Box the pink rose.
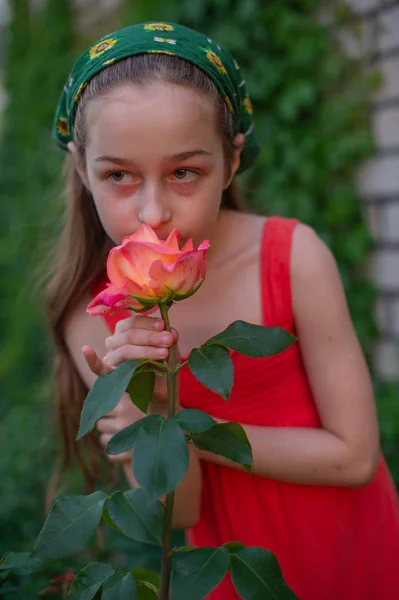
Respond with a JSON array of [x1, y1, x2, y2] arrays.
[[87, 224, 210, 316]]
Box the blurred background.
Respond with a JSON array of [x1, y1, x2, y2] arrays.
[[0, 0, 398, 597]]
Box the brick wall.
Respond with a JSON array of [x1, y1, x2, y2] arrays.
[[345, 0, 399, 380]]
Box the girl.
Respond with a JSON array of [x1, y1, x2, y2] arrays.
[[48, 21, 399, 600]]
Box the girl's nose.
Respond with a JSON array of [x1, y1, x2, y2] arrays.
[[137, 182, 171, 228]]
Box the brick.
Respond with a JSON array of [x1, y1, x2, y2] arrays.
[[357, 156, 399, 197], [377, 6, 399, 53], [375, 298, 390, 332], [374, 340, 399, 380], [393, 300, 399, 337], [373, 107, 399, 149], [363, 203, 381, 239], [375, 298, 399, 336], [348, 0, 380, 14], [380, 203, 399, 242], [337, 18, 375, 58], [370, 249, 399, 290], [374, 56, 399, 103]]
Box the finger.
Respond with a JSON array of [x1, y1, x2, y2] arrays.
[[99, 432, 113, 448], [107, 450, 133, 463], [114, 315, 135, 334], [82, 346, 113, 376], [115, 314, 164, 334], [104, 343, 169, 366], [108, 328, 174, 353], [102, 394, 144, 420], [96, 418, 119, 434], [134, 314, 165, 331], [171, 328, 179, 344]]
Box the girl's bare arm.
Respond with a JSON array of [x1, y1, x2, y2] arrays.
[[198, 224, 380, 487]]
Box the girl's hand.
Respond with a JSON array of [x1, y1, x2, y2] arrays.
[[82, 314, 179, 376], [82, 314, 180, 462]]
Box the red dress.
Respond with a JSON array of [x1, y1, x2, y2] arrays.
[[95, 217, 399, 600]]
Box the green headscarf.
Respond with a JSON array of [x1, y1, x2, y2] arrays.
[[53, 21, 259, 173]]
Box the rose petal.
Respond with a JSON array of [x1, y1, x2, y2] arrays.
[[121, 223, 160, 245], [107, 241, 181, 289], [198, 239, 210, 251], [86, 284, 145, 315], [180, 239, 194, 252], [164, 228, 180, 249], [148, 248, 207, 297], [132, 241, 183, 257]]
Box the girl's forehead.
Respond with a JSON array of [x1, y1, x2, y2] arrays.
[[86, 83, 219, 144], [85, 83, 221, 160], [93, 81, 215, 115]]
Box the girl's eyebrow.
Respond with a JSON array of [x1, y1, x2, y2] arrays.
[[94, 149, 213, 165]]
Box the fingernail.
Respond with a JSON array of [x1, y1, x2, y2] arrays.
[[161, 334, 172, 345], [154, 320, 163, 330]]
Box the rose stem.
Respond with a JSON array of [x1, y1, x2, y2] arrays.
[[158, 302, 178, 600]]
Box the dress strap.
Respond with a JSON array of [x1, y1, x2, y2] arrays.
[[260, 216, 300, 330]]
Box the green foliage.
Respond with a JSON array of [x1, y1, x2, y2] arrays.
[[132, 415, 189, 499], [188, 321, 297, 400], [33, 492, 107, 559], [67, 562, 115, 600], [230, 547, 298, 599], [78, 359, 142, 439], [0, 0, 74, 561], [128, 369, 156, 413], [172, 547, 230, 600], [206, 321, 297, 357], [191, 422, 253, 472], [106, 489, 164, 546], [173, 409, 216, 433], [189, 345, 234, 401], [102, 571, 137, 599]]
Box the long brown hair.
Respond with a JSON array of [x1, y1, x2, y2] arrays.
[[46, 54, 245, 498]]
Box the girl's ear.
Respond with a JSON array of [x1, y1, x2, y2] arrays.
[[224, 133, 245, 189], [67, 142, 91, 191]]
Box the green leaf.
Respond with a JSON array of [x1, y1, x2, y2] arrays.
[[223, 541, 246, 554], [130, 567, 159, 589], [136, 581, 158, 600], [172, 547, 230, 600], [173, 409, 216, 433], [105, 419, 144, 455], [102, 572, 136, 600], [102, 505, 123, 534], [206, 321, 297, 357], [77, 360, 141, 439], [32, 491, 107, 559], [173, 546, 197, 553], [133, 415, 189, 499], [189, 345, 233, 401], [68, 562, 115, 600], [191, 423, 252, 472], [106, 489, 163, 546], [0, 552, 46, 575], [128, 368, 155, 413], [230, 548, 299, 599]]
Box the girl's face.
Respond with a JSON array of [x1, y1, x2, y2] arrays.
[[75, 82, 243, 247]]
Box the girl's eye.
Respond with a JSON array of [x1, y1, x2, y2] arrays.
[[173, 169, 196, 181], [109, 171, 133, 183]]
